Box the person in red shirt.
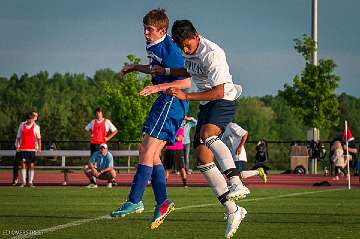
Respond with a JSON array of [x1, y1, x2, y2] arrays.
[[15, 112, 41, 187], [12, 111, 38, 186], [85, 107, 118, 155]]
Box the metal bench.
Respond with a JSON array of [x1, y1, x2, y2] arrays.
[[0, 150, 139, 185]]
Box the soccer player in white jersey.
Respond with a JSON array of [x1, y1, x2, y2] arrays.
[[152, 19, 249, 239], [222, 122, 267, 183]]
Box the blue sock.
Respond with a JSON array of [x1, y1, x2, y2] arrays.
[[151, 164, 167, 205], [128, 164, 153, 204]]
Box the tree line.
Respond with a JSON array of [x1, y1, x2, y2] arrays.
[[0, 55, 359, 144]]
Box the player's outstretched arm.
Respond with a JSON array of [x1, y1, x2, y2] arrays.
[[167, 83, 225, 101], [150, 65, 190, 78], [139, 78, 191, 97], [120, 64, 151, 77]]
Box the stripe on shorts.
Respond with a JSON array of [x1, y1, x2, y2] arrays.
[[149, 96, 174, 138]]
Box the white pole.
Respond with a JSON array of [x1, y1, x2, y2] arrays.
[[311, 0, 318, 174], [312, 0, 318, 66], [345, 120, 351, 189]]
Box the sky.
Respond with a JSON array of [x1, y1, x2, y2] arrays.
[[1, 0, 359, 97]]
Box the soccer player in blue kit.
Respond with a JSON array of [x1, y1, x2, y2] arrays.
[[110, 9, 191, 230]]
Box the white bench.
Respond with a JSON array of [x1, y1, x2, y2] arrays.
[[0, 150, 139, 185]]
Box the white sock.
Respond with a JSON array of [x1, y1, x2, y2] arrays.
[[229, 176, 243, 186], [204, 136, 236, 172], [224, 200, 238, 214], [29, 169, 34, 184], [241, 170, 259, 179], [92, 176, 97, 184], [198, 162, 239, 214], [198, 162, 228, 197], [21, 168, 26, 184]]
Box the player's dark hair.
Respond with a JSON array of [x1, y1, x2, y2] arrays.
[[31, 110, 38, 117], [94, 107, 102, 115], [143, 8, 169, 30], [26, 112, 35, 120], [171, 20, 198, 46]]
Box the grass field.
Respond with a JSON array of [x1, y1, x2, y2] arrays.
[[0, 187, 360, 239]]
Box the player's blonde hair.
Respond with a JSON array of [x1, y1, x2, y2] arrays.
[[331, 141, 343, 151], [143, 8, 169, 30]]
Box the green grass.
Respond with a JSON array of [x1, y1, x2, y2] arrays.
[[0, 187, 359, 239]]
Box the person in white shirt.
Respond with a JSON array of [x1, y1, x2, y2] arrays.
[[181, 116, 197, 174], [151, 19, 248, 239], [222, 122, 267, 182]]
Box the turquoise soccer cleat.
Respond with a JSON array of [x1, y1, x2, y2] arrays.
[[110, 201, 144, 218]]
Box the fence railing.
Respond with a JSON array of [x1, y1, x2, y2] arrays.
[[0, 140, 358, 174]]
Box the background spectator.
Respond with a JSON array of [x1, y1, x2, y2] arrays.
[[83, 143, 117, 188], [163, 127, 188, 187], [181, 116, 197, 174], [85, 107, 118, 155], [15, 112, 41, 187]]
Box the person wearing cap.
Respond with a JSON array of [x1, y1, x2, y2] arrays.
[[83, 143, 117, 188], [85, 107, 118, 156]]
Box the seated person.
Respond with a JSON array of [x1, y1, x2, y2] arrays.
[[83, 143, 117, 188]]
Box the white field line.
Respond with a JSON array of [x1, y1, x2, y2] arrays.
[[175, 188, 344, 211], [10, 188, 344, 239]]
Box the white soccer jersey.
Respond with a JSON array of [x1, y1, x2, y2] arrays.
[[222, 122, 248, 162], [183, 35, 242, 105]]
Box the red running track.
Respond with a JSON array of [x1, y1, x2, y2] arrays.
[[1, 171, 359, 189]]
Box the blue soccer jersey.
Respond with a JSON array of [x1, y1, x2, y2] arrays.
[[143, 34, 189, 144], [147, 34, 184, 84]]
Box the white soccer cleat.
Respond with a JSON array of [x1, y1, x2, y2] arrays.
[[226, 184, 250, 201], [86, 183, 98, 188], [224, 206, 247, 239]]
